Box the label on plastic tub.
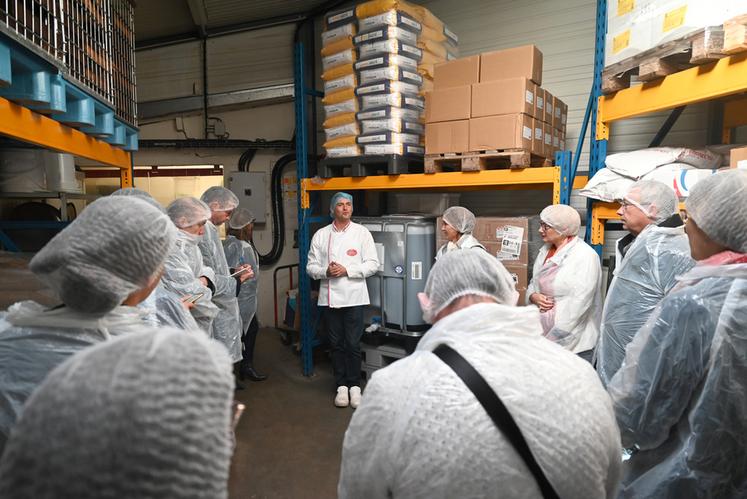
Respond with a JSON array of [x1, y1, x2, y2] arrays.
[[496, 226, 524, 260]]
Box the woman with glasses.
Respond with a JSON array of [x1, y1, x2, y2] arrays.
[[526, 204, 602, 361]]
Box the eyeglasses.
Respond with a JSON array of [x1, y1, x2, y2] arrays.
[[539, 222, 554, 232]]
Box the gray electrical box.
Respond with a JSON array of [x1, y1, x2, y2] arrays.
[[227, 171, 267, 224]]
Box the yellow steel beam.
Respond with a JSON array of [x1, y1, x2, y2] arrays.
[[0, 96, 131, 169], [597, 54, 747, 139], [590, 201, 686, 245], [120, 167, 133, 188]]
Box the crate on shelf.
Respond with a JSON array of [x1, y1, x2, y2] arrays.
[[0, 0, 65, 61], [425, 149, 551, 173]]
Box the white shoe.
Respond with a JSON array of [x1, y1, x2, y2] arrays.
[[334, 386, 349, 408], [349, 386, 362, 409]]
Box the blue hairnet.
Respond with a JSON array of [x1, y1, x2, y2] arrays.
[[330, 192, 353, 216]]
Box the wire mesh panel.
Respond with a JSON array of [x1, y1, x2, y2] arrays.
[[110, 0, 135, 125], [0, 0, 65, 60]]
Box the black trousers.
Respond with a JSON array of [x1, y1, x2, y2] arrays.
[[326, 306, 364, 388], [241, 315, 259, 369]]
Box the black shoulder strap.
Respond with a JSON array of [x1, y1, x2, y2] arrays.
[[433, 344, 561, 499]]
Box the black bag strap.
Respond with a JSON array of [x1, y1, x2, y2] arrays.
[[433, 344, 561, 499]]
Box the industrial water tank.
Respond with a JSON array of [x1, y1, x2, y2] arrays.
[[357, 215, 436, 338]]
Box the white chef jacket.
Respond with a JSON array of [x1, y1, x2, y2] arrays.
[[307, 221, 379, 308]]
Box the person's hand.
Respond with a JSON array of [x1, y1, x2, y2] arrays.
[[529, 292, 555, 312], [326, 261, 347, 278], [237, 264, 254, 283], [199, 276, 209, 287], [180, 295, 196, 310]]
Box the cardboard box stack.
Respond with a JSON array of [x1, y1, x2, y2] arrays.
[[605, 0, 742, 68], [425, 45, 568, 158], [321, 0, 459, 159], [730, 146, 747, 169], [436, 216, 534, 303]]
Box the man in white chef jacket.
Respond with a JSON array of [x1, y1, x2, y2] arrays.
[[307, 192, 379, 409]]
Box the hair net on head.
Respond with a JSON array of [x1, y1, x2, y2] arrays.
[[28, 197, 176, 315], [626, 180, 678, 223], [442, 206, 476, 234], [0, 328, 234, 498], [110, 187, 163, 212], [228, 207, 256, 230], [201, 186, 239, 212], [686, 169, 747, 253], [329, 192, 353, 216], [417, 250, 518, 324], [167, 197, 211, 229], [540, 204, 581, 236]]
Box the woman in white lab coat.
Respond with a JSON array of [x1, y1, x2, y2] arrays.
[[435, 206, 485, 260]]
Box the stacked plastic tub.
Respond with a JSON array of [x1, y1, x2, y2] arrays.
[[320, 0, 458, 176]]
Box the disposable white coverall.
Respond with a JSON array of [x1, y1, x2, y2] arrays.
[[596, 223, 694, 385], [608, 260, 747, 498], [435, 233, 486, 260], [161, 230, 218, 335], [306, 221, 379, 308], [526, 237, 603, 353], [223, 235, 259, 332], [0, 302, 148, 455], [338, 302, 622, 499], [199, 221, 243, 362]]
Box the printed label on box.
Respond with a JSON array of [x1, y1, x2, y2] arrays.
[[496, 226, 524, 260], [329, 9, 354, 24], [535, 127, 543, 141], [357, 30, 384, 43], [544, 133, 552, 145], [402, 70, 422, 83], [411, 261, 422, 280], [547, 102, 554, 116], [401, 44, 422, 57], [537, 96, 544, 110], [525, 90, 534, 105], [523, 126, 532, 140], [356, 57, 384, 69], [663, 6, 687, 33], [613, 30, 631, 54], [555, 105, 561, 119], [617, 0, 634, 16]]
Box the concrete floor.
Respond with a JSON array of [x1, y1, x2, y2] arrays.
[[0, 252, 354, 498], [230, 331, 353, 499]]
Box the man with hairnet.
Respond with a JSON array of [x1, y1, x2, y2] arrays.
[[224, 208, 266, 382], [595, 180, 694, 386], [0, 196, 176, 455], [199, 186, 254, 385], [0, 328, 236, 498], [435, 206, 485, 260], [338, 250, 621, 498], [527, 204, 602, 361], [162, 197, 220, 334], [608, 169, 747, 498], [307, 192, 379, 408]]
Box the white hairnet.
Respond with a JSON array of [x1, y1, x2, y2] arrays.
[[29, 197, 176, 315], [167, 197, 211, 229], [540, 204, 581, 236], [228, 207, 256, 230], [110, 187, 163, 212], [626, 180, 678, 223], [0, 327, 234, 498], [685, 169, 747, 253], [201, 186, 239, 212], [330, 192, 353, 216], [442, 206, 476, 234], [418, 249, 518, 323]]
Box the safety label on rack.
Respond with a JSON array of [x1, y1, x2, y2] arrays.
[[496, 226, 524, 260]]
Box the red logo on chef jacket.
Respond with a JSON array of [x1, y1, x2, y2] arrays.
[[346, 248, 358, 256]]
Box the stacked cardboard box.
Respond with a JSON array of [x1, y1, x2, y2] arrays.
[[730, 146, 747, 169], [605, 0, 742, 68], [320, 1, 459, 159], [436, 216, 533, 303], [425, 45, 567, 158]]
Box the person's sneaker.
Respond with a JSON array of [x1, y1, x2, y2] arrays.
[[334, 386, 349, 408], [349, 386, 362, 409]]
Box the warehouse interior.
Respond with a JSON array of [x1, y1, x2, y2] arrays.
[[0, 0, 746, 497]]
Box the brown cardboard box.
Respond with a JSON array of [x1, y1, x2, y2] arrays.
[[425, 86, 471, 123], [552, 96, 562, 130], [425, 120, 470, 154], [532, 118, 544, 157], [560, 130, 566, 151], [469, 114, 533, 152], [433, 55, 480, 89], [543, 122, 554, 158], [560, 100, 568, 129], [480, 45, 543, 85], [730, 146, 747, 169], [534, 88, 545, 122], [471, 78, 536, 118], [473, 216, 530, 264], [543, 89, 554, 124], [503, 261, 529, 304]]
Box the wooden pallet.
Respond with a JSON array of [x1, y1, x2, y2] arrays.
[[425, 149, 551, 173], [723, 14, 747, 54]]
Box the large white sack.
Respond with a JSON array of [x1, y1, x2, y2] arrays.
[[605, 147, 721, 179], [580, 168, 635, 202]]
